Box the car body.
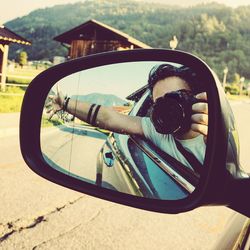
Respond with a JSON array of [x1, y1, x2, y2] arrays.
[[211, 214, 250, 250]]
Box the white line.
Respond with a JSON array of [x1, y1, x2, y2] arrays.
[[6, 83, 29, 87]]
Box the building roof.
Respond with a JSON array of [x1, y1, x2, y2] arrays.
[[0, 25, 31, 45], [54, 19, 151, 48]]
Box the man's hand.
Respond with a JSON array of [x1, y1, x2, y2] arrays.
[[191, 92, 208, 138], [46, 85, 65, 120]]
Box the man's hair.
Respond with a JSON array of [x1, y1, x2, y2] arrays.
[[148, 64, 203, 95]]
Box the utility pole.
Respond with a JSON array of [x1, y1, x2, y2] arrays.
[[0, 44, 9, 92], [222, 67, 228, 91], [239, 77, 245, 96]]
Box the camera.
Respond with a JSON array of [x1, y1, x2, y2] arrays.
[[150, 89, 199, 135]]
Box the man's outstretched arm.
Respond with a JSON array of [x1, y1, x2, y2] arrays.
[[65, 98, 144, 136]]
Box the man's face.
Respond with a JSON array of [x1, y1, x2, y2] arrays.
[[152, 76, 191, 102]]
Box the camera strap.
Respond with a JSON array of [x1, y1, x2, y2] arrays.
[[174, 139, 203, 175]]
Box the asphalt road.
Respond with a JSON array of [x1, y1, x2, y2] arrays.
[[41, 124, 107, 183], [0, 101, 249, 250], [229, 101, 250, 172]]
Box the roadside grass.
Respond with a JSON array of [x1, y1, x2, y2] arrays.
[[0, 86, 25, 113], [0, 67, 46, 113], [7, 67, 44, 76], [2, 86, 25, 93], [226, 93, 250, 101], [41, 117, 63, 128], [7, 77, 31, 85], [0, 95, 23, 113], [6, 67, 44, 84], [95, 127, 111, 135]]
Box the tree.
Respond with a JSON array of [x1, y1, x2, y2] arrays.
[[233, 73, 241, 85], [18, 51, 28, 68]]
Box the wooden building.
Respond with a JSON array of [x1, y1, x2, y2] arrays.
[[0, 25, 31, 91], [54, 19, 151, 59]]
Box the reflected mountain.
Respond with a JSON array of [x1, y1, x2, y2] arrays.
[[71, 93, 129, 106]]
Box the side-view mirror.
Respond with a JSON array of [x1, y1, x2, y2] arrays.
[[20, 49, 250, 217]]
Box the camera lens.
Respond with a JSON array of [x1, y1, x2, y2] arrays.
[[151, 97, 185, 134]]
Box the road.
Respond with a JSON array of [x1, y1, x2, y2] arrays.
[[229, 101, 250, 172], [0, 101, 249, 250], [41, 124, 107, 183]]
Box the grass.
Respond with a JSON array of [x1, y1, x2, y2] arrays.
[[226, 93, 250, 101], [7, 77, 31, 85], [6, 67, 44, 84], [0, 86, 25, 113], [0, 66, 47, 112], [95, 127, 111, 136], [0, 95, 23, 113], [78, 120, 111, 135], [7, 67, 44, 76], [41, 117, 63, 128]]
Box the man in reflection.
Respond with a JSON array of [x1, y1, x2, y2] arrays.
[[47, 64, 208, 173]]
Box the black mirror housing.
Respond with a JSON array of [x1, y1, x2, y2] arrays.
[[20, 49, 250, 217]]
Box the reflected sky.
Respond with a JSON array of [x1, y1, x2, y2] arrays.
[[54, 61, 182, 100]]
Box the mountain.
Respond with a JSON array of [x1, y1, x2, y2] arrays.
[[71, 93, 128, 106], [4, 0, 250, 81], [137, 0, 216, 7], [5, 0, 184, 60]]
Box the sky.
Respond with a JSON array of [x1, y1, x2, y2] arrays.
[[55, 61, 181, 100], [56, 61, 164, 99], [1, 0, 250, 24]]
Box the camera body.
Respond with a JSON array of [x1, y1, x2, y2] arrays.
[[150, 89, 199, 135]]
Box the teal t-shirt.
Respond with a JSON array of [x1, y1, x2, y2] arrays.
[[141, 117, 206, 170]]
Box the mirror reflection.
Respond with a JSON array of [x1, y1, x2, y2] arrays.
[[41, 61, 208, 200]]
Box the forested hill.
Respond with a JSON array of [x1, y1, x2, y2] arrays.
[[5, 0, 250, 80]]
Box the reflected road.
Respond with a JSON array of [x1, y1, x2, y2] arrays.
[[41, 124, 107, 183]]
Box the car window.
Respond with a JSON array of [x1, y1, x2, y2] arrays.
[[130, 136, 200, 185], [127, 137, 192, 199]]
